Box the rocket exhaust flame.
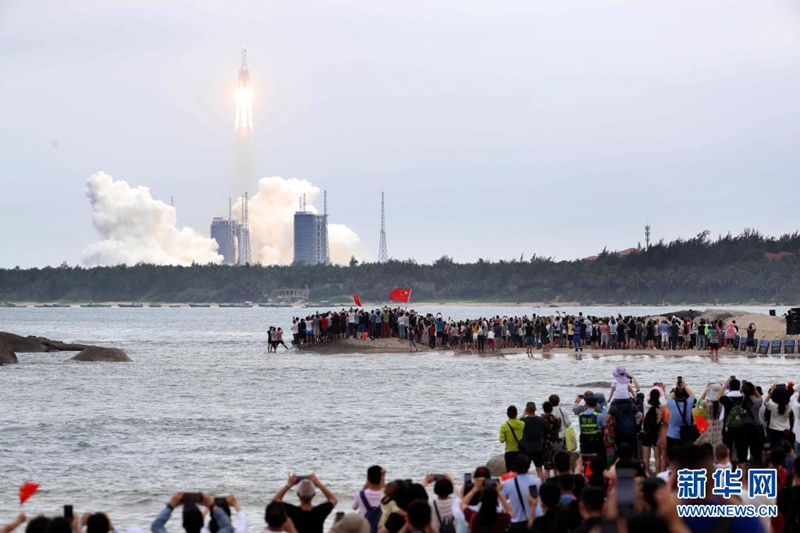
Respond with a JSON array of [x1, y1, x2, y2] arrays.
[[235, 48, 253, 137]]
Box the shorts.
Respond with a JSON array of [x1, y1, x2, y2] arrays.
[[529, 451, 544, 467], [747, 339, 755, 347], [640, 432, 658, 447], [541, 336, 550, 345], [710, 342, 719, 349], [525, 336, 534, 346]]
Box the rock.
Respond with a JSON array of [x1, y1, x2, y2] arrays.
[[72, 346, 131, 362], [486, 454, 505, 477], [0, 332, 90, 353], [0, 339, 18, 364], [575, 381, 612, 389]]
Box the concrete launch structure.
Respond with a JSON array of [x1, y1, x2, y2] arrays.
[[210, 193, 251, 265], [293, 194, 330, 265]]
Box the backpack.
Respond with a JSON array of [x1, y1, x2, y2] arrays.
[[359, 491, 382, 533], [433, 501, 456, 533], [643, 406, 660, 435], [725, 398, 746, 430]]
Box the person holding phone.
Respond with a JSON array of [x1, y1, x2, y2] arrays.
[[501, 454, 541, 530], [459, 478, 512, 533], [151, 492, 233, 533], [275, 474, 338, 533]]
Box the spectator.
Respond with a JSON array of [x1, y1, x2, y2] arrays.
[[459, 479, 512, 533], [151, 492, 232, 533], [331, 515, 369, 533], [528, 481, 561, 533], [425, 475, 455, 533], [501, 454, 541, 529], [666, 381, 696, 449], [353, 466, 385, 533], [406, 501, 431, 533], [577, 395, 606, 465], [519, 402, 545, 479], [24, 517, 50, 533], [499, 405, 525, 473], [541, 402, 562, 477], [570, 486, 604, 533], [547, 395, 572, 451], [265, 502, 297, 533], [275, 475, 337, 533]]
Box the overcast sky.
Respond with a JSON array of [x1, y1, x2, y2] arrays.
[[1, 0, 799, 268]]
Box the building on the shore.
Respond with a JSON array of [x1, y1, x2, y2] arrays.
[[293, 194, 330, 265], [210, 217, 240, 265]]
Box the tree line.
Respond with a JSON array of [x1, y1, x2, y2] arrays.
[[1, 230, 799, 304]]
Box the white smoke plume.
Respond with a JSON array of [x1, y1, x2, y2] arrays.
[[82, 172, 222, 267], [239, 176, 365, 265]]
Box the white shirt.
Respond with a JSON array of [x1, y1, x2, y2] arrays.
[[352, 489, 382, 516], [791, 393, 800, 443], [766, 400, 791, 431]]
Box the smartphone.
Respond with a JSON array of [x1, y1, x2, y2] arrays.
[[464, 473, 472, 484], [335, 512, 345, 523], [214, 497, 228, 509], [183, 493, 203, 505], [433, 474, 444, 482], [404, 479, 413, 486], [616, 468, 636, 516], [64, 506, 73, 520], [528, 485, 538, 499], [677, 376, 683, 384], [484, 479, 497, 488], [296, 476, 309, 483]]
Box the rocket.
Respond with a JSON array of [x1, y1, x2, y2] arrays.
[[238, 48, 250, 88], [235, 47, 254, 135]]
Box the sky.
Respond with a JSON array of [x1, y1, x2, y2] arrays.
[[1, 0, 799, 268]]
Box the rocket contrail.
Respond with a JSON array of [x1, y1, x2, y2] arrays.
[[234, 48, 253, 137]]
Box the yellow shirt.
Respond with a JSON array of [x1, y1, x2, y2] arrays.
[[499, 418, 525, 452]]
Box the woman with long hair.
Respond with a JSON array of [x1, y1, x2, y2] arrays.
[[765, 383, 793, 450], [640, 388, 666, 476], [459, 479, 512, 533]]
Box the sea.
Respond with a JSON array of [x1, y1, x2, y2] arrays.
[[0, 305, 795, 529]]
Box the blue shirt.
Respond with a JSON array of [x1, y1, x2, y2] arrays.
[[502, 473, 541, 523], [667, 397, 696, 439]]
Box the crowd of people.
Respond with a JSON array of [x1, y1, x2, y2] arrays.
[[283, 308, 763, 358], [8, 369, 800, 533]]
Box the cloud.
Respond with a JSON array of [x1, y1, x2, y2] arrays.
[[242, 176, 366, 265], [82, 172, 222, 266]]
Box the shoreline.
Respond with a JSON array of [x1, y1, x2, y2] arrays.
[[1, 301, 795, 308]]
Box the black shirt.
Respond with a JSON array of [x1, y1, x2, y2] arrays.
[[521, 415, 545, 454], [284, 502, 334, 533]]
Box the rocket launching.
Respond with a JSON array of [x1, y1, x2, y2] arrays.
[[235, 48, 253, 137]]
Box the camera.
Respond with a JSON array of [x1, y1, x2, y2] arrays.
[[433, 474, 445, 482], [183, 493, 203, 505]]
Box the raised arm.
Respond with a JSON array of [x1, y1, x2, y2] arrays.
[[310, 474, 338, 507], [152, 493, 183, 533], [460, 479, 483, 511], [275, 474, 299, 502], [1, 513, 26, 533]]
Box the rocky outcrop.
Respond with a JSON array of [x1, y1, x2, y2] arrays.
[[0, 339, 18, 365], [0, 332, 90, 353], [72, 346, 131, 362], [0, 332, 129, 363], [487, 454, 505, 477]]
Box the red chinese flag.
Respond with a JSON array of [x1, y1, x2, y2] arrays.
[[389, 287, 412, 303], [20, 482, 39, 505], [695, 415, 710, 435], [354, 294, 362, 307]]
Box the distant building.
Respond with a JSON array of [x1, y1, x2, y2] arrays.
[[211, 217, 240, 265], [293, 194, 330, 265], [293, 212, 320, 265]]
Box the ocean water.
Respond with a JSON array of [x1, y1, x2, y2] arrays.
[[1, 305, 795, 529]]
